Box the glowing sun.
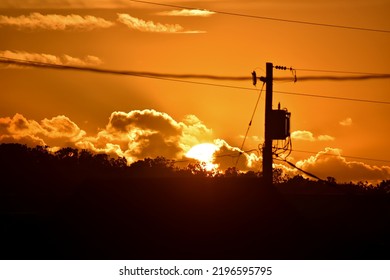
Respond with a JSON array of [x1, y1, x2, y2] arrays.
[[185, 143, 219, 171]]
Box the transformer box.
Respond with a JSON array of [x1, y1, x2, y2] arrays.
[[271, 109, 291, 140]]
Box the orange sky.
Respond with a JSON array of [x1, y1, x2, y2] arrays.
[[0, 0, 389, 183]]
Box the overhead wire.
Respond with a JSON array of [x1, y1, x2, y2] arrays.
[[128, 0, 390, 34], [4, 56, 389, 82], [3, 55, 387, 174], [275, 74, 390, 82], [275, 157, 325, 181], [235, 81, 265, 168], [1, 0, 388, 180], [1, 57, 390, 105], [273, 147, 390, 182], [273, 90, 390, 105], [1, 56, 390, 177], [0, 56, 248, 81], [294, 68, 389, 76], [291, 149, 390, 164], [272, 136, 325, 181]]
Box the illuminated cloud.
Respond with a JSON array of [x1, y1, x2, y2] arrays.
[[180, 114, 214, 153], [317, 135, 335, 141], [40, 115, 86, 141], [117, 13, 204, 33], [0, 0, 206, 9], [0, 50, 103, 67], [0, 114, 45, 146], [0, 114, 86, 148], [117, 13, 183, 33], [157, 9, 216, 17], [2, 112, 389, 181], [291, 130, 335, 141], [296, 147, 390, 183], [339, 117, 353, 126], [213, 139, 261, 172], [0, 0, 133, 9], [291, 131, 315, 141], [0, 110, 245, 169], [76, 109, 215, 164], [0, 13, 114, 30]]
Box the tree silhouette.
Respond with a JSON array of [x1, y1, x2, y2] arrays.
[[1, 143, 390, 260], [129, 156, 176, 177], [377, 180, 390, 194], [0, 143, 388, 192], [224, 167, 239, 177]]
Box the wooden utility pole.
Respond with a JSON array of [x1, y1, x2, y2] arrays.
[[263, 62, 273, 186]]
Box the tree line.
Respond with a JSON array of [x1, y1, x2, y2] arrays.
[[0, 143, 389, 194]]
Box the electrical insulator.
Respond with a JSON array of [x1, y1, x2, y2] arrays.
[[251, 71, 257, 86]]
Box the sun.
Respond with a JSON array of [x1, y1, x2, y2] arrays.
[[185, 143, 219, 171]]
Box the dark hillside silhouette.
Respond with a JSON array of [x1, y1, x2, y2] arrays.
[[0, 143, 389, 259]]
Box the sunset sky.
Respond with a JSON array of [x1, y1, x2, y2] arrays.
[[0, 0, 389, 183]]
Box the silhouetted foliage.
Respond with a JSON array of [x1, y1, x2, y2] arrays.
[[273, 167, 289, 183], [1, 143, 389, 260], [376, 180, 390, 194], [129, 156, 176, 177], [224, 167, 239, 177], [327, 176, 337, 184], [0, 143, 388, 192]]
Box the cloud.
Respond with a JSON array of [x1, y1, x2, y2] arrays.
[[0, 50, 103, 67], [291, 130, 335, 141], [296, 147, 390, 183], [0, 0, 208, 9], [317, 135, 335, 141], [0, 110, 263, 171], [339, 117, 353, 126], [0, 0, 133, 9], [0, 114, 86, 148], [0, 111, 215, 164], [40, 115, 86, 140], [180, 114, 214, 152], [76, 109, 216, 163], [157, 9, 216, 17], [291, 131, 315, 141], [117, 13, 204, 33], [2, 111, 389, 182], [213, 139, 261, 172], [0, 13, 114, 31], [91, 109, 183, 161]]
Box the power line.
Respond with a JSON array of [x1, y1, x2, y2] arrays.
[[295, 68, 389, 76], [275, 158, 324, 181], [0, 56, 248, 81], [275, 74, 390, 82], [274, 90, 390, 105], [291, 149, 390, 164], [3, 57, 390, 83], [276, 148, 390, 182], [129, 0, 390, 34], [4, 59, 386, 169], [1, 57, 390, 105], [177, 147, 390, 174], [3, 56, 390, 82], [235, 82, 265, 168]]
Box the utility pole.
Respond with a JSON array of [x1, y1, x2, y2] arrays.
[[263, 62, 273, 186]]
